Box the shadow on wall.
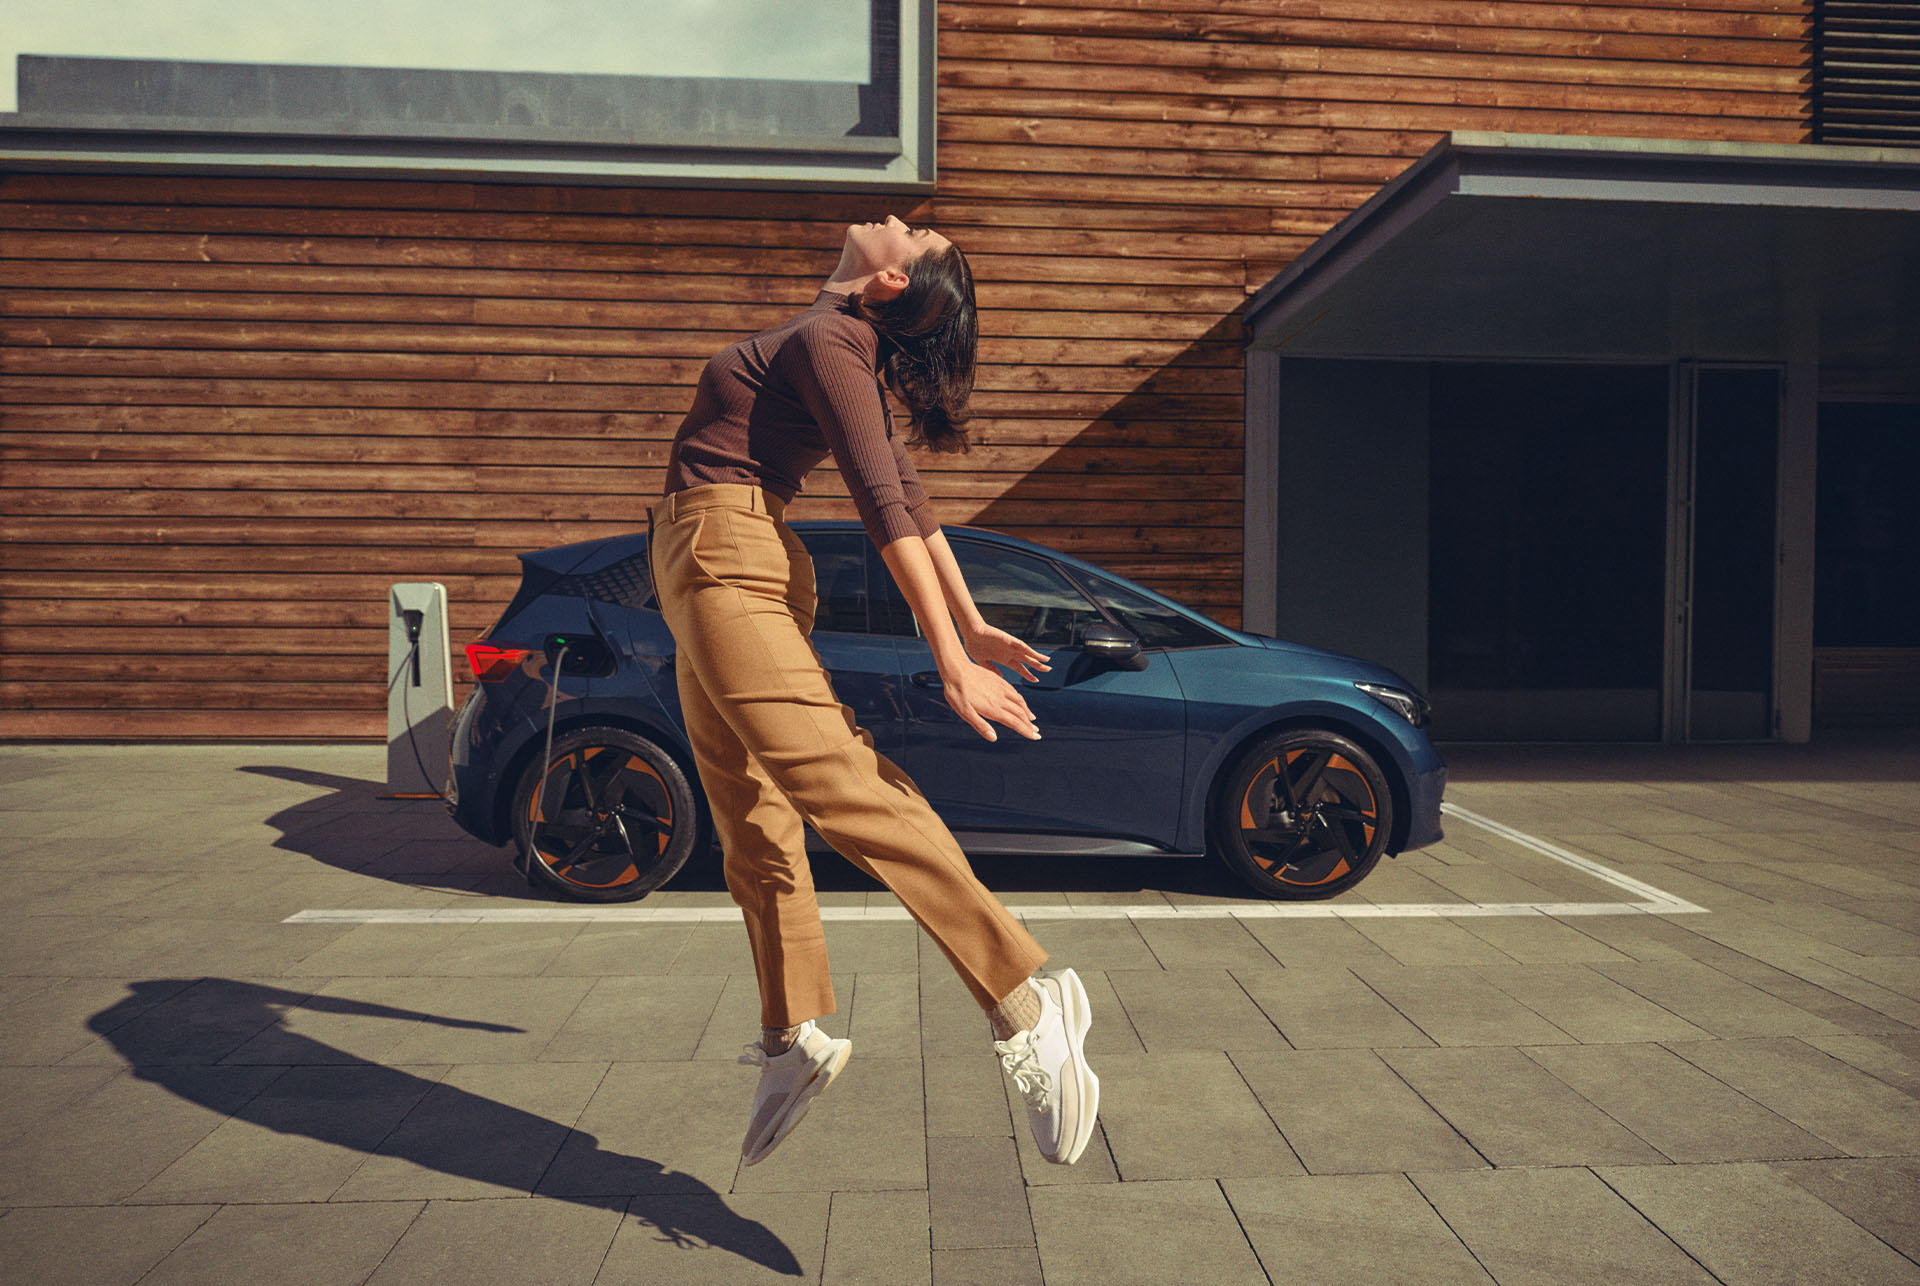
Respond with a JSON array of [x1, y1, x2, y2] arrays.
[[964, 314, 1248, 631], [88, 978, 804, 1277]]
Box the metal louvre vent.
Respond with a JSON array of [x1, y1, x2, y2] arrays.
[[1812, 1, 1920, 144], [552, 554, 655, 610]]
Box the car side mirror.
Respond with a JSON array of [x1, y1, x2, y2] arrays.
[[1078, 621, 1148, 671]]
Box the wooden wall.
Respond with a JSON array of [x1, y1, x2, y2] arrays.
[[0, 0, 1812, 739]]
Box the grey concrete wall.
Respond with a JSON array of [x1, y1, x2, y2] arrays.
[[1273, 358, 1431, 691]]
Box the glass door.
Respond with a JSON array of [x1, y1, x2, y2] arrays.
[[1680, 367, 1780, 741]]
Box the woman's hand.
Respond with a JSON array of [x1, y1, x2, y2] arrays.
[[961, 622, 1051, 683], [941, 659, 1041, 742]]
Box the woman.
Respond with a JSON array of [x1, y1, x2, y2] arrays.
[[646, 215, 1099, 1167]]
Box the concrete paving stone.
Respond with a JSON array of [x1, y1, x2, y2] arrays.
[[1231, 1047, 1485, 1174], [1232, 964, 1435, 1049], [1665, 1037, 1920, 1157], [61, 974, 331, 1067], [51, 916, 349, 978], [285, 923, 473, 976], [668, 922, 759, 975], [734, 1057, 927, 1193], [0, 975, 198, 1065], [1413, 861, 1562, 904], [1678, 908, 1868, 973], [364, 1195, 626, 1285], [538, 923, 697, 975], [0, 1065, 123, 1148], [0, 915, 142, 978], [1804, 1032, 1920, 1098], [822, 921, 920, 972], [1772, 1157, 1920, 1263], [539, 974, 726, 1062], [138, 1200, 426, 1286], [824, 1189, 933, 1285], [692, 973, 852, 1061], [1028, 1180, 1267, 1286], [1379, 1046, 1667, 1168], [1105, 968, 1287, 1051], [918, 964, 994, 1058], [1224, 1173, 1492, 1284], [1473, 964, 1712, 1044], [1096, 1050, 1302, 1181], [1411, 1167, 1715, 1285], [129, 1061, 447, 1203], [1004, 1069, 1121, 1186], [1594, 959, 1847, 1039], [1829, 954, 1920, 1000], [1745, 899, 1920, 958], [927, 1053, 1013, 1138], [1552, 831, 1707, 865], [1353, 965, 1574, 1048], [1600, 861, 1781, 913], [537, 1060, 746, 1197], [0, 1203, 219, 1286], [1348, 917, 1524, 968], [1346, 861, 1470, 904], [1132, 917, 1282, 970], [0, 1063, 286, 1206], [1016, 917, 1162, 973], [1240, 917, 1407, 970], [933, 1246, 1043, 1285], [1597, 1161, 1920, 1286], [1456, 915, 1639, 965], [369, 975, 598, 1064], [928, 1134, 1033, 1250], [1070, 967, 1147, 1056], [848, 970, 923, 1054], [1824, 898, 1920, 935], [1697, 950, 1920, 1035], [5, 872, 196, 920], [1523, 1042, 1834, 1163], [332, 1059, 608, 1200], [1552, 911, 1713, 961], [407, 922, 588, 976], [1063, 887, 1174, 909]]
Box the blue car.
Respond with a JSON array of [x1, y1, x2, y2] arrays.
[[444, 523, 1446, 902]]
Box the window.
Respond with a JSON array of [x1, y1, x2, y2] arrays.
[[1067, 567, 1227, 650], [948, 541, 1108, 649], [0, 0, 936, 189], [801, 531, 872, 635]]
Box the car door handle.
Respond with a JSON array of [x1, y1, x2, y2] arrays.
[[910, 670, 942, 688]]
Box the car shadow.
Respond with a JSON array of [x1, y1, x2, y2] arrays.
[[89, 978, 803, 1277], [237, 762, 1267, 901]]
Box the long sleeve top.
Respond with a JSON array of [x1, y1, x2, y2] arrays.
[[660, 289, 941, 548]]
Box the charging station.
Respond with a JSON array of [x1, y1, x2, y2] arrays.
[[386, 582, 453, 798]]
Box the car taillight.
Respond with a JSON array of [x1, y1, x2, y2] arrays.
[[465, 641, 532, 683]]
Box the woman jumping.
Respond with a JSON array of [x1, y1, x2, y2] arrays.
[[646, 214, 1099, 1166]]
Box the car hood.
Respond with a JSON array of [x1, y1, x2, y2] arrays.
[[1246, 633, 1419, 691]]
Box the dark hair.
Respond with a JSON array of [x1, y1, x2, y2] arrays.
[[853, 242, 977, 454]]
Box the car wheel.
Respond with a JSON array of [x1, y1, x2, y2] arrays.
[[509, 724, 700, 902], [1211, 728, 1393, 899]]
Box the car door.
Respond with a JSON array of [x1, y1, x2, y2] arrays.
[[794, 527, 910, 761], [883, 536, 1186, 845]]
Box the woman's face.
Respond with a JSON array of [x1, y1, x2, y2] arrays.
[[838, 214, 953, 277]]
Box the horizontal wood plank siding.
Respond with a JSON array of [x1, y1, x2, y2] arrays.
[[0, 0, 1811, 739]]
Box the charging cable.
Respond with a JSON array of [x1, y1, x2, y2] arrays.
[[388, 626, 447, 802]]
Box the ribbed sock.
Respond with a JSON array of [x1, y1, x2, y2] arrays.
[[988, 978, 1042, 1042], [761, 1024, 804, 1055]]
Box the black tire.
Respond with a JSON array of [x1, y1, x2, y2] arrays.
[[509, 724, 701, 902], [1210, 728, 1393, 900]]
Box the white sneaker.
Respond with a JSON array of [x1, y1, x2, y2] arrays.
[[993, 967, 1099, 1165], [737, 1021, 851, 1166]]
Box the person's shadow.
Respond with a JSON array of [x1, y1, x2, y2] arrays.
[[90, 978, 802, 1277]]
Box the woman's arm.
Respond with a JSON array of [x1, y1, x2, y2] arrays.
[[922, 529, 1050, 683], [878, 534, 1040, 742]]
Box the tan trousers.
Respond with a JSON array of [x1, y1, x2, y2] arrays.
[[646, 483, 1048, 1028]]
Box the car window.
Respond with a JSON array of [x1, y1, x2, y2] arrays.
[[949, 540, 1108, 648], [798, 530, 870, 634], [1067, 567, 1227, 650]]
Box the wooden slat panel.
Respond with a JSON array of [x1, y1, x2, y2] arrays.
[[0, 0, 1807, 740]]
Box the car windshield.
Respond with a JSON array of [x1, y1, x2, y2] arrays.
[[950, 540, 1107, 648], [1068, 567, 1227, 650]]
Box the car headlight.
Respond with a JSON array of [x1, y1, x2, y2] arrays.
[[1356, 682, 1430, 729]]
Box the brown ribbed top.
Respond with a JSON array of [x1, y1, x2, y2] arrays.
[[661, 289, 939, 548]]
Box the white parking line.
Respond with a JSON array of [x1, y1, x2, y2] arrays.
[[284, 804, 1708, 925]]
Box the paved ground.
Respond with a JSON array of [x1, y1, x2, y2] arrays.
[[0, 737, 1916, 1285]]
